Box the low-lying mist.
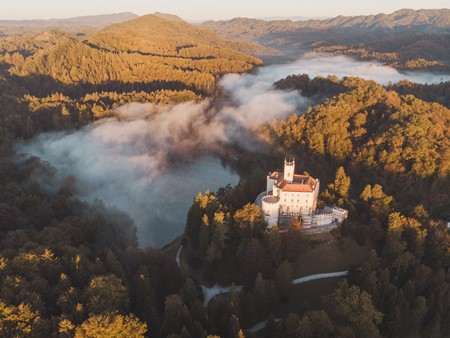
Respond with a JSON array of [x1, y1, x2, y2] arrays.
[[261, 53, 450, 85], [17, 54, 449, 247]]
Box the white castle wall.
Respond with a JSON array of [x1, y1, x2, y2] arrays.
[[259, 159, 347, 231], [262, 196, 280, 228], [279, 191, 315, 214]]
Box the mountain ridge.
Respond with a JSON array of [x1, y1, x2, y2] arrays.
[[203, 9, 450, 37], [202, 9, 450, 70], [0, 12, 139, 35]]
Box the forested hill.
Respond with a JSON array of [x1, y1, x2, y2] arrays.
[[4, 14, 264, 94], [0, 14, 267, 136], [202, 9, 450, 70], [94, 14, 269, 58], [272, 75, 450, 215]]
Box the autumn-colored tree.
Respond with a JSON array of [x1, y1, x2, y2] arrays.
[[329, 167, 351, 199], [86, 275, 130, 314], [234, 203, 264, 231], [0, 302, 41, 337], [74, 313, 147, 338]]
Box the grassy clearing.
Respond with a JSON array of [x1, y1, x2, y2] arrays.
[[293, 236, 375, 278], [275, 277, 342, 316]]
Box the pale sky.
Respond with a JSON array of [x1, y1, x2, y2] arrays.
[[2, 0, 449, 21]]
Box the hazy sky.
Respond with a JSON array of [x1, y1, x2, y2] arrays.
[[2, 0, 449, 21]]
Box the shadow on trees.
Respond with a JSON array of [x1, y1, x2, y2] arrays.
[[8, 73, 205, 98]]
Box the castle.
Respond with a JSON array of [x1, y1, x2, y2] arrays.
[[257, 159, 348, 230]]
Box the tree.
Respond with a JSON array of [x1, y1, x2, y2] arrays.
[[360, 184, 372, 202], [161, 294, 192, 336], [253, 273, 278, 318], [85, 275, 130, 314], [0, 302, 41, 337], [234, 203, 264, 232], [361, 184, 394, 220], [329, 167, 351, 201], [303, 310, 333, 338], [387, 212, 405, 235], [239, 238, 267, 287], [296, 315, 313, 338], [275, 261, 293, 301], [59, 318, 76, 337], [74, 314, 147, 338], [132, 267, 159, 334], [323, 280, 383, 337], [264, 226, 282, 266], [284, 313, 300, 338]]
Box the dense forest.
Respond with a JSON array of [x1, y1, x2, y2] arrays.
[[1, 9, 450, 338], [2, 70, 448, 336], [0, 14, 266, 337], [180, 75, 450, 337]]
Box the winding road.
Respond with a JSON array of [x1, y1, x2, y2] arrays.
[[200, 270, 348, 308], [200, 284, 244, 307], [176, 245, 348, 333]]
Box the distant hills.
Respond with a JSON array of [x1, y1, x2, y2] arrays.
[[0, 12, 139, 35], [203, 9, 450, 41], [202, 9, 450, 70]]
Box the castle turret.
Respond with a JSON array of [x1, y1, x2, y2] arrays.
[[284, 158, 295, 183]]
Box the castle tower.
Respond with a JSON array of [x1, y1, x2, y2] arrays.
[[284, 158, 295, 183]]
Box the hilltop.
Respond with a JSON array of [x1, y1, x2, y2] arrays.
[[92, 14, 270, 57]]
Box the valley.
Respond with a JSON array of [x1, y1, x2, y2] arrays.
[[0, 7, 449, 338]]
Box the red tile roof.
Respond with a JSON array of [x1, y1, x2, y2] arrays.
[[270, 172, 317, 193]]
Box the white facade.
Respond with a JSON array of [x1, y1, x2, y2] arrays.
[[261, 195, 280, 227], [261, 159, 320, 227]]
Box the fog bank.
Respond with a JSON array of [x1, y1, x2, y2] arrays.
[[17, 54, 448, 247]]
